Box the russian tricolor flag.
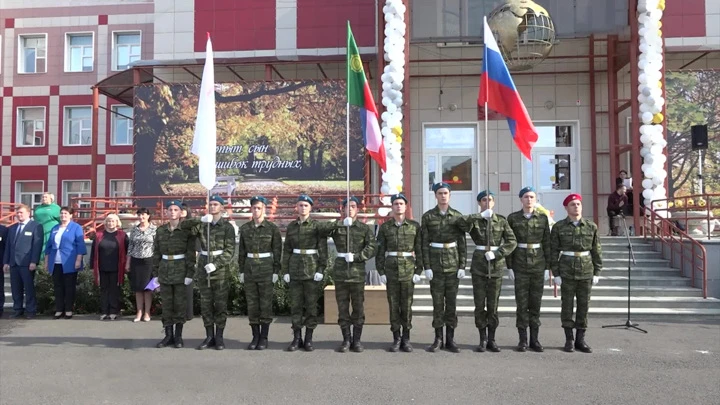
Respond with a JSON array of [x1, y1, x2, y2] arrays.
[[479, 17, 538, 160]]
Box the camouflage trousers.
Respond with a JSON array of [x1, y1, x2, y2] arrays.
[[514, 271, 545, 329], [472, 275, 503, 329], [198, 277, 229, 328], [386, 280, 414, 333], [561, 278, 593, 329], [335, 281, 365, 328], [245, 279, 274, 325], [430, 271, 459, 329], [160, 283, 187, 327], [289, 279, 322, 330]]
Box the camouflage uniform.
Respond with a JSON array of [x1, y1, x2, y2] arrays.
[[238, 219, 282, 325], [152, 224, 196, 328]]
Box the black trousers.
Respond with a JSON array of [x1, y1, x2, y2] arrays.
[[52, 265, 78, 313], [99, 271, 120, 315]]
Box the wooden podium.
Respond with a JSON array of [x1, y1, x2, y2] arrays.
[[324, 285, 390, 324]]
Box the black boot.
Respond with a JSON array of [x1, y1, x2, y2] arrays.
[[338, 326, 351, 353], [256, 324, 270, 350], [351, 325, 364, 353], [247, 324, 260, 350], [445, 327, 460, 353], [197, 326, 215, 350], [575, 329, 592, 353], [287, 328, 302, 352], [156, 326, 174, 348], [304, 328, 315, 352], [215, 326, 225, 350], [475, 328, 487, 352], [529, 326, 544, 352], [516, 327, 528, 352], [400, 328, 413, 352], [563, 327, 575, 352], [388, 330, 401, 352], [173, 324, 184, 348], [427, 328, 443, 352], [487, 326, 501, 352]]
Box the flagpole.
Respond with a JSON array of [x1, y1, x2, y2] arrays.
[[484, 16, 492, 279], [206, 191, 211, 288], [346, 22, 351, 271]]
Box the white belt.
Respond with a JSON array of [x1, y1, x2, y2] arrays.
[[336, 253, 352, 258], [561, 251, 590, 257], [162, 254, 185, 260], [518, 243, 541, 249], [246, 252, 272, 259], [475, 246, 499, 251], [430, 242, 457, 249], [200, 250, 224, 256], [293, 249, 318, 255], [387, 251, 414, 257]]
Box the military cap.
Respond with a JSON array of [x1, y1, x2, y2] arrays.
[[297, 194, 314, 205], [209, 195, 226, 205], [342, 196, 360, 207], [165, 200, 182, 209], [390, 193, 407, 203], [432, 182, 451, 193], [563, 193, 582, 206], [518, 186, 536, 198], [250, 195, 269, 206], [476, 190, 495, 201]]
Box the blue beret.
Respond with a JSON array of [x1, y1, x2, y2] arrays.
[[165, 200, 182, 209], [297, 194, 314, 205], [476, 190, 495, 201], [518, 186, 536, 198], [342, 196, 360, 207], [390, 193, 407, 203], [250, 196, 269, 206], [209, 195, 226, 205], [432, 182, 451, 193]]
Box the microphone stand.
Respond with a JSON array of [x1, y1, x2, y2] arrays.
[[602, 214, 647, 333]]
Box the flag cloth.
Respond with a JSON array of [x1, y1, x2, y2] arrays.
[[347, 22, 386, 172], [191, 33, 217, 190], [478, 18, 538, 160]]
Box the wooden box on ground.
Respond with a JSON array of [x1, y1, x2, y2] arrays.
[[324, 285, 389, 325]]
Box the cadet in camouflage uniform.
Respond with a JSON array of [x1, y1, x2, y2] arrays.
[[376, 193, 422, 353], [549, 193, 602, 353], [328, 196, 376, 353], [179, 203, 195, 321], [182, 195, 236, 351], [421, 182, 467, 353], [456, 191, 517, 352], [281, 195, 334, 352], [238, 196, 282, 351], [506, 187, 551, 352], [153, 200, 196, 349]]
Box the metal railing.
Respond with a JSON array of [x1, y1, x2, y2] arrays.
[[651, 193, 720, 240], [0, 202, 22, 225]]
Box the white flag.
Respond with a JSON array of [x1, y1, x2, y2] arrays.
[[191, 33, 217, 191]]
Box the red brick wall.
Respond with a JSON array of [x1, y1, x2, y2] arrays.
[[194, 0, 276, 52], [663, 0, 706, 38], [296, 0, 376, 48]]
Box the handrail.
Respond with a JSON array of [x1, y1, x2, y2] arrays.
[[651, 193, 719, 240], [0, 202, 22, 225], [644, 204, 708, 298]]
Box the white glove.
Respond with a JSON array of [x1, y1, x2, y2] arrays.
[[200, 214, 213, 223], [480, 209, 493, 219], [544, 270, 550, 281], [593, 275, 600, 285], [507, 269, 515, 281], [313, 272, 324, 282], [425, 269, 433, 281], [184, 277, 193, 286], [412, 274, 421, 284], [457, 269, 465, 279], [283, 274, 290, 283], [379, 275, 387, 284], [343, 217, 352, 226], [204, 263, 216, 273], [485, 251, 496, 261], [272, 274, 279, 284], [344, 253, 354, 263], [239, 273, 245, 283], [554, 276, 562, 286]]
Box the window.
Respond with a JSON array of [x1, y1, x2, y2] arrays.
[[15, 181, 44, 209], [66, 33, 93, 72], [17, 107, 46, 147], [62, 181, 91, 207], [111, 106, 133, 145], [110, 180, 132, 198], [425, 126, 476, 149], [64, 107, 92, 146], [18, 34, 47, 73], [113, 32, 141, 70]]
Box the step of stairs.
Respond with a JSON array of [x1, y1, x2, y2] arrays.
[[411, 294, 720, 309]]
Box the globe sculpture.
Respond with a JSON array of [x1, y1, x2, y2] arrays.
[[487, 0, 556, 71]]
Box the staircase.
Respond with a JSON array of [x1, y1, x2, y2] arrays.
[[412, 236, 720, 317]]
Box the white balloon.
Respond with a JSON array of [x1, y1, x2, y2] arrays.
[[381, 112, 390, 121], [387, 103, 397, 113], [640, 133, 650, 144], [381, 185, 391, 194], [381, 127, 392, 137], [640, 104, 650, 113], [650, 145, 662, 155], [642, 179, 653, 189], [642, 189, 654, 199], [393, 97, 403, 107], [652, 176, 663, 186], [640, 147, 650, 157], [644, 167, 656, 178], [645, 155, 654, 165], [641, 112, 653, 124]]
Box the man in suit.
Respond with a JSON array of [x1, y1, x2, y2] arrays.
[[0, 224, 7, 317], [2, 205, 44, 319]]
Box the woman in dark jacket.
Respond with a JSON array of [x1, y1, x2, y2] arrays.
[[45, 207, 87, 319], [90, 213, 128, 320]]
